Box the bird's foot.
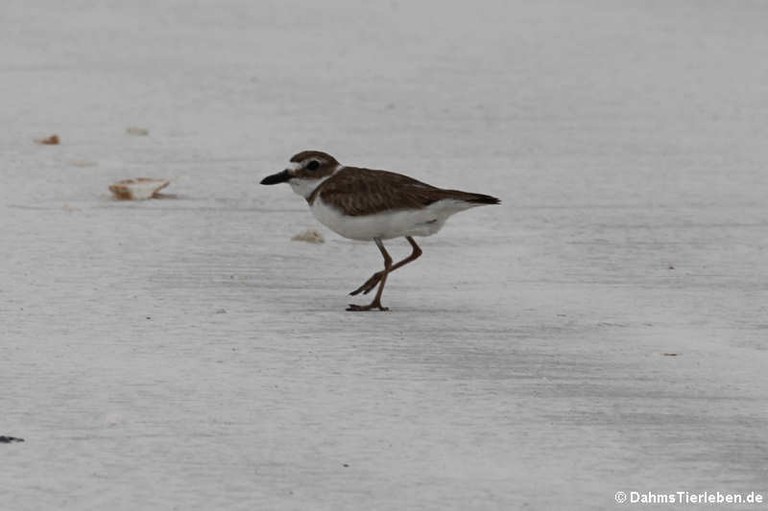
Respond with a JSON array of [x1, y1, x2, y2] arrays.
[[346, 301, 389, 312], [349, 271, 384, 296]]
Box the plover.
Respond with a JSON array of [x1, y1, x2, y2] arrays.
[[261, 151, 500, 311]]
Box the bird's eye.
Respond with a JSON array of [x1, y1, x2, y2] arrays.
[[307, 160, 320, 171]]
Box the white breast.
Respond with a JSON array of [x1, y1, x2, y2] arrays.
[[309, 197, 478, 241]]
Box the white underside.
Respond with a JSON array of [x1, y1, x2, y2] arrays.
[[309, 197, 482, 241]]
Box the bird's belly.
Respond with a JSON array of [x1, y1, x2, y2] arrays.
[[310, 199, 447, 241]]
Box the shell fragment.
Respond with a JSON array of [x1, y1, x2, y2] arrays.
[[109, 178, 170, 200]]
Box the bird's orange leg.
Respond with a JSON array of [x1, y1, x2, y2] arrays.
[[347, 238, 394, 311], [349, 236, 422, 296]]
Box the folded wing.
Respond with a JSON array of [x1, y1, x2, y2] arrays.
[[313, 168, 499, 216]]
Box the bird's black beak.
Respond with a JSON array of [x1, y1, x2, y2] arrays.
[[260, 169, 292, 185]]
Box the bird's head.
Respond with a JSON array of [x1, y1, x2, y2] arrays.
[[261, 150, 341, 199]]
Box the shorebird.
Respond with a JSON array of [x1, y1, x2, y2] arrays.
[[261, 151, 500, 311]]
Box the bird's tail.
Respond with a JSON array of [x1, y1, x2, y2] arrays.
[[465, 192, 501, 205], [443, 190, 501, 205]]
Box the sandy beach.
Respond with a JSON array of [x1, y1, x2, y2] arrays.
[[2, 1, 767, 509]]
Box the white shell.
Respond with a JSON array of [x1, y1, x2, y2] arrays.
[[126, 126, 150, 136], [290, 229, 325, 244], [109, 178, 170, 200]]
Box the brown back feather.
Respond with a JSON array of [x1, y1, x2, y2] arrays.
[[312, 167, 499, 216]]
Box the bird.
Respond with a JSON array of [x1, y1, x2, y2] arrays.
[[261, 151, 500, 311]]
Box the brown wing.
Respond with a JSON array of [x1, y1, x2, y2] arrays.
[[312, 167, 499, 216]]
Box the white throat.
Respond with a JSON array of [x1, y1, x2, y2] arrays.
[[289, 176, 330, 199], [288, 165, 345, 200]]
